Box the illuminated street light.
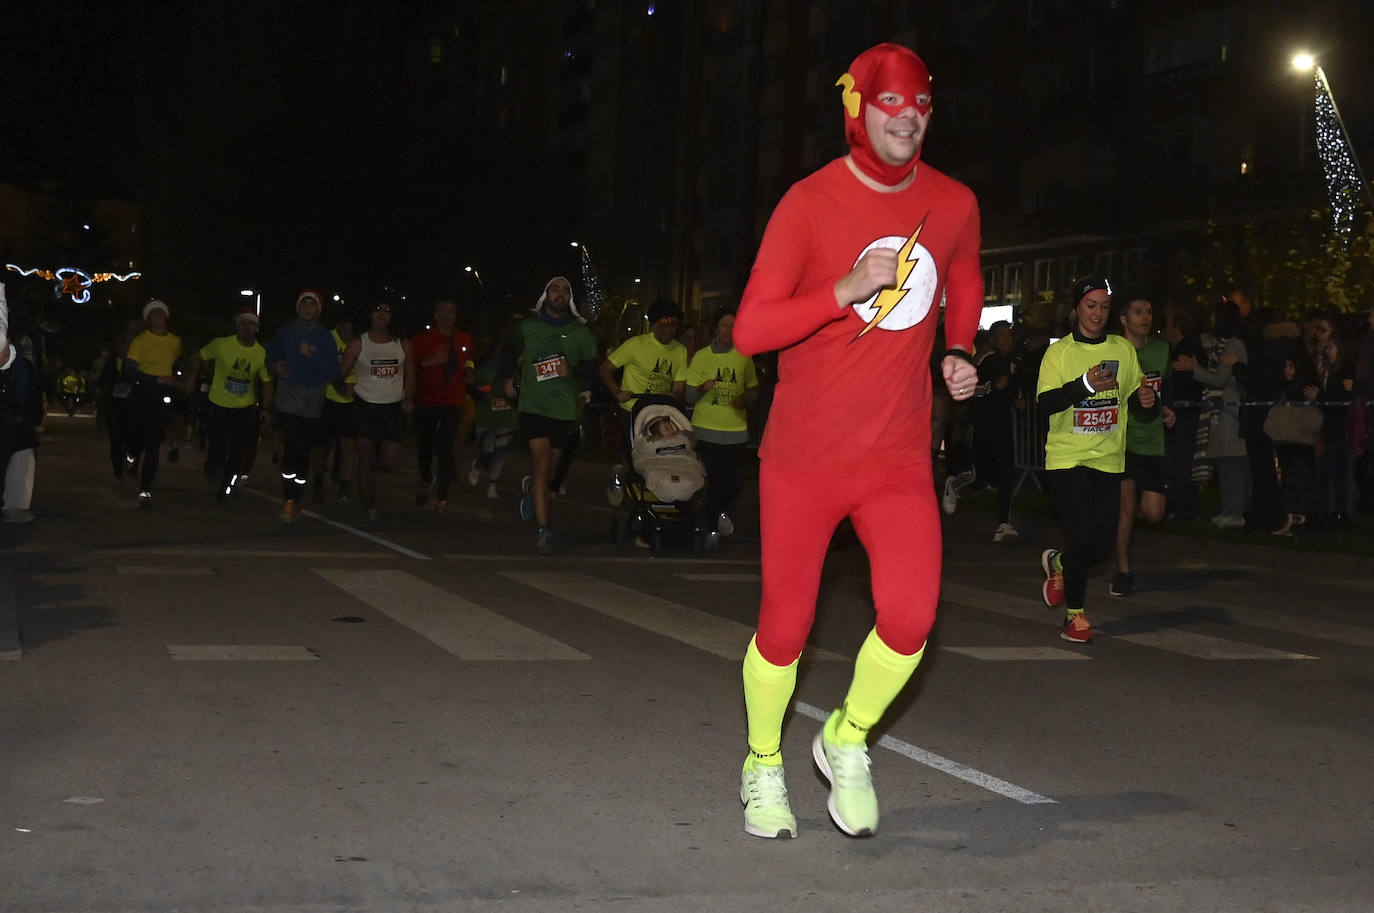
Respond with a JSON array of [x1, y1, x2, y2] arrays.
[[1291, 51, 1374, 225], [464, 265, 484, 288]]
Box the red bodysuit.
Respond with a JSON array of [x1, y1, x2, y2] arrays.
[[735, 157, 982, 663]]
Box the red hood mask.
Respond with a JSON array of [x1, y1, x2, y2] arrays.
[[837, 43, 933, 186]]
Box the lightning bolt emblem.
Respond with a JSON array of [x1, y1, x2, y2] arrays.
[[836, 72, 861, 118], [855, 218, 926, 339]]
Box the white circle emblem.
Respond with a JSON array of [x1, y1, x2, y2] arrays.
[[850, 234, 939, 332]]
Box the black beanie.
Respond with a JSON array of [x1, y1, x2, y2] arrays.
[[1070, 275, 1112, 305]]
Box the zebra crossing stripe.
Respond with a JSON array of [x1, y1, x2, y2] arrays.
[[938, 581, 1317, 661], [314, 569, 588, 661], [503, 571, 845, 662]]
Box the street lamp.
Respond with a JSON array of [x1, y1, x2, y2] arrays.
[[464, 265, 483, 288], [240, 287, 260, 316], [1292, 52, 1374, 216]]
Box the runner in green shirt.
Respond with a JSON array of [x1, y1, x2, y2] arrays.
[[1035, 276, 1158, 644], [1110, 295, 1173, 597], [514, 276, 600, 554]]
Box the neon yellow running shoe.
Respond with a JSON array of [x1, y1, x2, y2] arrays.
[[812, 709, 878, 837], [740, 756, 797, 839]]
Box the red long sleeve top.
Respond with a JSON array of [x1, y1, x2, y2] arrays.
[[735, 158, 983, 475]]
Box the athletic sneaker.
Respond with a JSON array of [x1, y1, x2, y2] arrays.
[[740, 758, 797, 839], [717, 512, 735, 537], [519, 475, 534, 522], [366, 507, 379, 527], [535, 525, 554, 555], [2, 508, 35, 523], [485, 482, 499, 500], [993, 522, 1019, 544], [940, 469, 975, 516], [279, 499, 296, 524], [434, 499, 449, 517], [137, 490, 152, 508], [556, 483, 567, 497], [813, 709, 878, 837], [1108, 572, 1134, 597], [415, 480, 431, 506], [1211, 514, 1245, 529], [1041, 548, 1065, 608], [1061, 613, 1094, 643], [467, 461, 481, 487]]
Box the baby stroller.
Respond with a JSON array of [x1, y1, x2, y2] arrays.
[[608, 394, 708, 554]]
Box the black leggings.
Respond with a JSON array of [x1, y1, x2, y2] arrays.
[[275, 412, 320, 502], [698, 440, 745, 526], [1048, 466, 1121, 611], [415, 405, 460, 499], [125, 383, 170, 492]]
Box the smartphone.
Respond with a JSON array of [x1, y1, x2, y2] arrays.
[[1099, 359, 1119, 380]]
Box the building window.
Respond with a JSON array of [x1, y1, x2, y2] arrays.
[[1061, 256, 1085, 285], [1003, 263, 1023, 305], [430, 38, 443, 64], [1033, 259, 1056, 296], [1094, 251, 1117, 278], [983, 266, 1001, 303], [1123, 247, 1146, 284]]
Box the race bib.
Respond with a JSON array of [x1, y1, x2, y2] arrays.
[[489, 396, 510, 412], [224, 377, 250, 396], [1143, 372, 1163, 395], [1073, 397, 1119, 434], [533, 354, 566, 383], [370, 358, 400, 378]]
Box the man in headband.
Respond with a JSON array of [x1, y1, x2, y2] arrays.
[[732, 42, 982, 840]]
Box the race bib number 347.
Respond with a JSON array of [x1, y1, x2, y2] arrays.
[[533, 354, 566, 382]]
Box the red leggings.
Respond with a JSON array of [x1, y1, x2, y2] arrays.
[[755, 460, 942, 665]]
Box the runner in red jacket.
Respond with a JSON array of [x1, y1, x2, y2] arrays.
[[732, 42, 982, 840]]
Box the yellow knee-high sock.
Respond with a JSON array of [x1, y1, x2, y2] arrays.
[[835, 629, 925, 746], [742, 636, 798, 766]]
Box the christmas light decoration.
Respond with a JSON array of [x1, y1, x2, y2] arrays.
[[1309, 69, 1373, 236], [575, 242, 605, 321], [6, 263, 141, 304]]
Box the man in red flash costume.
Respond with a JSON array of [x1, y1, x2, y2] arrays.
[[732, 42, 981, 840]]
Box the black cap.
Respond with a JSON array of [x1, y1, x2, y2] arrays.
[[1070, 275, 1112, 305]]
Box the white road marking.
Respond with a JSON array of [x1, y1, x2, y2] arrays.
[[445, 554, 761, 566], [942, 646, 1092, 661], [96, 549, 388, 559], [1, 649, 20, 662], [116, 565, 216, 576], [504, 571, 845, 662], [675, 573, 762, 582], [939, 581, 1317, 660], [242, 488, 430, 560], [793, 701, 1057, 805], [315, 569, 588, 661], [166, 644, 319, 661]]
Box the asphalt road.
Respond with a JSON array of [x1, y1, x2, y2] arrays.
[[3, 414, 1372, 912]]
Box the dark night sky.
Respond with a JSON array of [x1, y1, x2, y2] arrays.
[[6, 2, 508, 326]]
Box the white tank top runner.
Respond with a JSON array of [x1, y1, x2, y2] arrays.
[[352, 333, 405, 404]]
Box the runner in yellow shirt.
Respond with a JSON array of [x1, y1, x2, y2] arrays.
[[599, 298, 689, 464], [683, 309, 758, 544], [1035, 276, 1158, 643], [122, 299, 183, 507], [183, 307, 273, 500]]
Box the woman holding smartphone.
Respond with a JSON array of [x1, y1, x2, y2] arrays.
[[1035, 276, 1158, 643]]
